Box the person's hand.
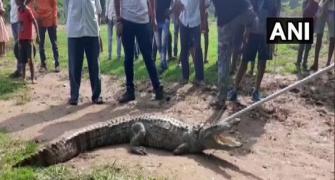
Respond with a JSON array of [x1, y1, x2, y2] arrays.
[[174, 0, 185, 16], [152, 19, 158, 32], [0, 10, 4, 16], [116, 20, 123, 37], [200, 21, 206, 33], [36, 36, 40, 44]]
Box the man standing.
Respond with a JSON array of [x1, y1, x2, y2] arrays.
[[30, 0, 59, 73], [106, 0, 122, 61], [64, 0, 104, 105], [115, 0, 164, 103], [177, 0, 205, 85], [153, 0, 173, 74], [9, 0, 21, 78], [210, 0, 256, 108]]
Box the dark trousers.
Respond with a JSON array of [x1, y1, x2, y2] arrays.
[[296, 44, 312, 68], [68, 37, 101, 101], [180, 24, 204, 81], [39, 26, 59, 67], [122, 19, 161, 92]]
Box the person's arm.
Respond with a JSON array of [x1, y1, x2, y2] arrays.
[[52, 0, 58, 26], [64, 0, 69, 23], [95, 0, 102, 24], [114, 0, 122, 36], [275, 0, 281, 17], [105, 0, 110, 18], [148, 0, 157, 30], [171, 0, 184, 18], [148, 0, 156, 21], [95, 0, 102, 15], [0, 3, 4, 17], [200, 0, 206, 31], [30, 9, 40, 43], [115, 0, 121, 21]]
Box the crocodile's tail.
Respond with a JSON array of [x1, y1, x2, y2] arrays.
[[15, 122, 113, 167], [15, 139, 79, 167]]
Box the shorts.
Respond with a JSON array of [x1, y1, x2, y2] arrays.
[[18, 40, 34, 64], [242, 34, 272, 63], [315, 10, 335, 38]]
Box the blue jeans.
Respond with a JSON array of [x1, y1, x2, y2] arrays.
[[121, 19, 161, 92], [68, 37, 101, 101], [153, 20, 170, 70], [107, 19, 122, 60], [39, 26, 59, 67], [180, 24, 204, 81]]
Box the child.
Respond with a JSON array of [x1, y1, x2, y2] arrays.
[[0, 0, 10, 57], [16, 0, 39, 83], [296, 0, 320, 73]]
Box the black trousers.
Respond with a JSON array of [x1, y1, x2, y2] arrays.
[[68, 37, 101, 101], [39, 26, 59, 67], [121, 19, 161, 92]]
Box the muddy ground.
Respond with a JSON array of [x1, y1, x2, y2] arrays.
[[0, 69, 334, 180]]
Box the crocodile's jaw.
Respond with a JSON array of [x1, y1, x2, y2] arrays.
[[213, 134, 242, 150], [199, 119, 242, 151]]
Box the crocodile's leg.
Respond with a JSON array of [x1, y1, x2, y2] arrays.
[[130, 122, 147, 155], [173, 143, 190, 155]]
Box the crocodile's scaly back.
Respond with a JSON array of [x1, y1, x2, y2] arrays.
[[15, 115, 195, 167], [15, 115, 241, 167]]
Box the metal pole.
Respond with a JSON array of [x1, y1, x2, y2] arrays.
[[217, 63, 335, 125]]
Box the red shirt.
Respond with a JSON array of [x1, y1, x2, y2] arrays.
[[29, 0, 58, 27], [18, 7, 35, 40]]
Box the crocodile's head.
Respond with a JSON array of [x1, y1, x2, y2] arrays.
[[198, 119, 242, 151]]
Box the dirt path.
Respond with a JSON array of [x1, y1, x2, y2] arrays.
[[0, 70, 334, 180]]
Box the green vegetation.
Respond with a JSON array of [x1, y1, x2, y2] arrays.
[[0, 132, 161, 180]]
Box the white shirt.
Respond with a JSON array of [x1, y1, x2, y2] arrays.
[[64, 0, 100, 38], [121, 0, 149, 24], [106, 0, 116, 20], [10, 0, 18, 23], [179, 0, 201, 28]]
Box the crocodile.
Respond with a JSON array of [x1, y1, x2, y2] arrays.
[[15, 115, 242, 167]]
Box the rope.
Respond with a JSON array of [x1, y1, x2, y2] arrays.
[[217, 63, 335, 125]]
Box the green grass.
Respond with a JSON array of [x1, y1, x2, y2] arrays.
[[0, 21, 329, 104], [0, 132, 161, 180]]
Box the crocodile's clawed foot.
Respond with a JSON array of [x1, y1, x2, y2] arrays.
[[131, 146, 147, 155]]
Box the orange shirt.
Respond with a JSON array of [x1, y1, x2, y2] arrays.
[[29, 0, 58, 27]]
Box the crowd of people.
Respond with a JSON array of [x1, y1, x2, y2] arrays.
[[0, 0, 334, 108]]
